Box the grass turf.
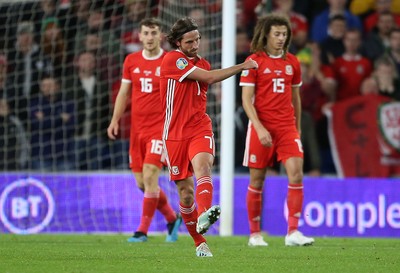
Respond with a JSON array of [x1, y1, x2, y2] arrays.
[[0, 234, 399, 273]]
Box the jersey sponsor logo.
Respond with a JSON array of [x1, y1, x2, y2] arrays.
[[155, 66, 160, 76], [176, 58, 188, 70], [172, 166, 180, 175], [285, 65, 293, 75], [144, 70, 152, 76], [263, 68, 271, 74], [250, 154, 257, 163], [241, 70, 249, 77], [133, 67, 140, 73]]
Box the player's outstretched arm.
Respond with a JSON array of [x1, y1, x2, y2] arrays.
[[187, 58, 258, 84], [107, 82, 131, 140]]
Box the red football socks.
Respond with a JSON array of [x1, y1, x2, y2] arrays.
[[247, 185, 263, 234], [137, 191, 159, 233], [287, 184, 304, 234], [180, 202, 206, 246], [195, 176, 213, 216], [157, 189, 177, 223]]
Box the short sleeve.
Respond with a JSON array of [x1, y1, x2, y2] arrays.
[[239, 56, 257, 86], [122, 55, 132, 83], [161, 52, 196, 82]]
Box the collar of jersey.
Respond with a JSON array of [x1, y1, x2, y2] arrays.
[[142, 48, 164, 60], [266, 50, 283, 59]]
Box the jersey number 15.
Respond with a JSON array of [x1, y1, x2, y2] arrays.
[[272, 78, 285, 93]]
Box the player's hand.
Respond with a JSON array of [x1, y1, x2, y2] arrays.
[[107, 121, 119, 140], [256, 126, 272, 147], [243, 58, 258, 70]]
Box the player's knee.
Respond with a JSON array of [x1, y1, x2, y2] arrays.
[[179, 187, 194, 206], [289, 171, 303, 184], [194, 164, 212, 177]]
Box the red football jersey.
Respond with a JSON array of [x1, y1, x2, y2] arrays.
[[160, 50, 212, 140], [122, 49, 167, 135], [239, 51, 302, 127], [332, 54, 372, 102]]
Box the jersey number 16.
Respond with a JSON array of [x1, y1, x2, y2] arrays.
[[140, 78, 153, 93]]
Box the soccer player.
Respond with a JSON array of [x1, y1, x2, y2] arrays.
[[240, 14, 315, 247], [160, 17, 258, 257], [107, 18, 182, 243]]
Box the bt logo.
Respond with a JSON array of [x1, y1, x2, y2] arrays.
[[0, 178, 55, 234]]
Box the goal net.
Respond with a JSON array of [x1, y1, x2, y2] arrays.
[[0, 0, 223, 235]]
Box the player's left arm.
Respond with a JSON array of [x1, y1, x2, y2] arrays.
[[292, 86, 301, 135]]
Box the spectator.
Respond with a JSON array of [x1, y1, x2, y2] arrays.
[[332, 28, 373, 102], [82, 31, 120, 89], [0, 97, 29, 171], [40, 17, 66, 77], [6, 21, 44, 129], [296, 47, 322, 176], [120, 0, 150, 56], [362, 11, 396, 61], [273, 0, 309, 53], [350, 0, 400, 17], [385, 28, 400, 74], [0, 55, 29, 171], [66, 51, 110, 170], [363, 0, 400, 33], [361, 56, 400, 100], [311, 0, 362, 43], [30, 75, 75, 171], [319, 14, 347, 64]]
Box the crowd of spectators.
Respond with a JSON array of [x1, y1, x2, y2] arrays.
[[0, 0, 399, 175]]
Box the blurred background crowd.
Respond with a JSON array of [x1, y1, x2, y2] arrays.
[[0, 0, 399, 176]]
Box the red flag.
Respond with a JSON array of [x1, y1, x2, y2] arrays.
[[325, 94, 400, 177]]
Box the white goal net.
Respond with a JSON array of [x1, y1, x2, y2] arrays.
[[0, 0, 224, 235]]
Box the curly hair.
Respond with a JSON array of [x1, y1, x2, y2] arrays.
[[166, 17, 198, 49], [251, 14, 292, 58]]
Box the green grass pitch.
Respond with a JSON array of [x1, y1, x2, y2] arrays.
[[0, 234, 399, 273]]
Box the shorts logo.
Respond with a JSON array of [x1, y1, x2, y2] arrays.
[[285, 65, 293, 75], [172, 166, 180, 175], [176, 58, 188, 70], [250, 154, 257, 163], [241, 70, 249, 77]]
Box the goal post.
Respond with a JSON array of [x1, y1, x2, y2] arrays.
[[220, 0, 236, 236]]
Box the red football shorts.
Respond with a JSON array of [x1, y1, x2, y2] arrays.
[[129, 133, 164, 172], [163, 132, 215, 181], [243, 124, 303, 168]]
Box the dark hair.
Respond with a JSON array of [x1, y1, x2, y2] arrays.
[[167, 17, 198, 49], [329, 14, 346, 25], [140, 17, 162, 31], [251, 14, 292, 58]]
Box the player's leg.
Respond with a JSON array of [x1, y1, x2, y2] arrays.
[[176, 178, 211, 256], [247, 167, 269, 246], [143, 137, 182, 242], [127, 135, 160, 242], [243, 124, 271, 246], [190, 135, 220, 235], [283, 157, 314, 246], [164, 138, 211, 256], [278, 129, 314, 246], [127, 172, 148, 242]]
